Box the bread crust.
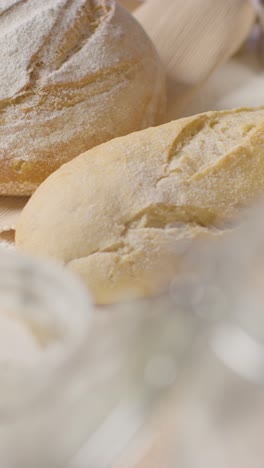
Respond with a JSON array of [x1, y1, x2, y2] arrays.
[[0, 0, 166, 195], [16, 107, 264, 303]]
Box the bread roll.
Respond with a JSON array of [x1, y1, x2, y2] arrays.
[[16, 107, 264, 304], [0, 0, 165, 196]]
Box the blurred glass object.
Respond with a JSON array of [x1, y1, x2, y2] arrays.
[[0, 250, 92, 468]]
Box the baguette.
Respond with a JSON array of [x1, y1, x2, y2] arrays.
[[16, 107, 264, 303]]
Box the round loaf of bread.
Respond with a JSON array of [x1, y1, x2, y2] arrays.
[[16, 107, 264, 304], [0, 0, 166, 195]]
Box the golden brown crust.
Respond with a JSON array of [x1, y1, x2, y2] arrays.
[[16, 107, 264, 303]]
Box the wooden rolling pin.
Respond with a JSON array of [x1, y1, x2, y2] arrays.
[[134, 0, 256, 120]]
